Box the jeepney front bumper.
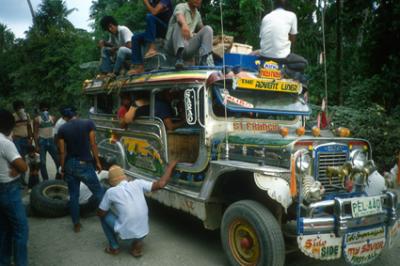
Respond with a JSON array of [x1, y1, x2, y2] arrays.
[[297, 192, 400, 263]]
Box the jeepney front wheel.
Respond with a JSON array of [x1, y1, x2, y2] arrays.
[[221, 200, 285, 266]]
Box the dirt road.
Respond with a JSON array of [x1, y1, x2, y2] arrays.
[[26, 157, 400, 265]]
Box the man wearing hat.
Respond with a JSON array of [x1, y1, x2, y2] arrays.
[[58, 107, 104, 232], [97, 161, 177, 257]]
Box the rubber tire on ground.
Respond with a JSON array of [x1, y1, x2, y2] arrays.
[[30, 180, 100, 218], [221, 200, 285, 266], [30, 180, 69, 218]]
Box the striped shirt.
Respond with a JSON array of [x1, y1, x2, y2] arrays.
[[0, 132, 22, 183]]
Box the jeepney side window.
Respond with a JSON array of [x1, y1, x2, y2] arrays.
[[96, 93, 117, 115]]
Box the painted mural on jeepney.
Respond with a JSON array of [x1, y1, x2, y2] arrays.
[[388, 219, 400, 248], [343, 226, 386, 265], [121, 136, 164, 175]]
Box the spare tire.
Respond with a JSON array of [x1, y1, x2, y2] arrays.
[[30, 180, 69, 218], [30, 180, 101, 218]]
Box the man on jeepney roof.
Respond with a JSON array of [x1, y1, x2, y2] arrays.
[[98, 16, 133, 76], [128, 0, 174, 75], [259, 0, 307, 72], [164, 0, 214, 69]]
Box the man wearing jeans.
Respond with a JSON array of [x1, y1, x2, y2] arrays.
[[164, 0, 214, 69], [0, 109, 29, 266], [98, 16, 133, 76], [33, 101, 60, 181], [58, 107, 104, 232], [128, 0, 173, 74], [97, 161, 177, 256]]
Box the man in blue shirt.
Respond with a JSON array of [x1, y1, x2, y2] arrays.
[[128, 0, 173, 74], [58, 107, 104, 232]]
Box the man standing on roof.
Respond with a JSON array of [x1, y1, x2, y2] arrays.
[[259, 0, 307, 71], [165, 0, 214, 69], [99, 16, 133, 76], [128, 0, 173, 75]]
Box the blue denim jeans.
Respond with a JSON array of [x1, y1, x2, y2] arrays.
[[99, 47, 132, 74], [64, 158, 104, 225], [131, 13, 167, 65], [13, 137, 30, 184], [39, 137, 60, 180], [0, 180, 29, 266], [100, 212, 144, 249]]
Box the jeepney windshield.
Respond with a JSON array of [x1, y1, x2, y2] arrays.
[[212, 85, 311, 117]]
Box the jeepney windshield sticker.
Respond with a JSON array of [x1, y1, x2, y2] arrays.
[[222, 92, 254, 108], [233, 121, 279, 132]]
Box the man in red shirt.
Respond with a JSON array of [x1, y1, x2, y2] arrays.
[[117, 93, 131, 126]]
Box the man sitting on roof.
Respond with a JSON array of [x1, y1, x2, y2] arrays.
[[128, 0, 173, 75], [259, 0, 307, 72], [99, 16, 133, 76], [164, 0, 214, 69]]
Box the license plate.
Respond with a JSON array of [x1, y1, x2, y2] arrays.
[[351, 196, 382, 218]]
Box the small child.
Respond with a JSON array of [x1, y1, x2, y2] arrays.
[[25, 145, 40, 189]]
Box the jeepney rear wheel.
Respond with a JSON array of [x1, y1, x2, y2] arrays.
[[221, 200, 285, 266]]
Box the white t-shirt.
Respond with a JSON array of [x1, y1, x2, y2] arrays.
[[259, 8, 298, 58], [0, 133, 22, 183], [108, 25, 133, 47], [99, 179, 153, 239], [53, 118, 66, 135]]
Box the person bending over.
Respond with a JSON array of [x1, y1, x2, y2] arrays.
[[97, 161, 177, 256]]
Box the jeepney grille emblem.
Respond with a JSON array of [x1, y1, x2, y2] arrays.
[[315, 144, 348, 193]]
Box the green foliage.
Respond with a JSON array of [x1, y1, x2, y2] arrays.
[[0, 0, 399, 168], [329, 105, 400, 170]]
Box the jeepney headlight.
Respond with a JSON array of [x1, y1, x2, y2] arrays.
[[350, 149, 368, 169], [296, 151, 311, 173]]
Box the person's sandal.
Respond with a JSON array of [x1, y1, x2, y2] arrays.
[[104, 247, 120, 255], [73, 223, 81, 233], [130, 241, 143, 257]]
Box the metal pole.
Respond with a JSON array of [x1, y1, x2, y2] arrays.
[[26, 0, 35, 20]]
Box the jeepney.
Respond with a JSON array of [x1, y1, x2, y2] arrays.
[[82, 60, 400, 266]]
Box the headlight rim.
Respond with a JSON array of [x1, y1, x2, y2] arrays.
[[349, 149, 368, 169], [295, 150, 311, 173]]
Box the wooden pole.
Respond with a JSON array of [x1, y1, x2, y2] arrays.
[[26, 0, 35, 20]]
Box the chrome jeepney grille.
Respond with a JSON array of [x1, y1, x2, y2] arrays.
[[315, 144, 349, 193]]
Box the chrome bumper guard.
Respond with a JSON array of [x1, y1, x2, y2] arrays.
[[299, 192, 398, 236]]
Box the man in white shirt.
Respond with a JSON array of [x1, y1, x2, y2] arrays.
[[0, 109, 29, 266], [99, 16, 133, 76], [259, 0, 307, 71], [97, 161, 177, 257]]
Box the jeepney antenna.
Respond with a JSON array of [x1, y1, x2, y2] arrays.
[[220, 0, 230, 160], [321, 0, 328, 113]]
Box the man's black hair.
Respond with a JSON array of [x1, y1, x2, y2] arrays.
[[0, 109, 16, 136], [133, 90, 150, 101], [60, 106, 77, 119], [274, 0, 288, 9], [100, 16, 118, 31], [39, 101, 49, 111], [12, 100, 24, 111]]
